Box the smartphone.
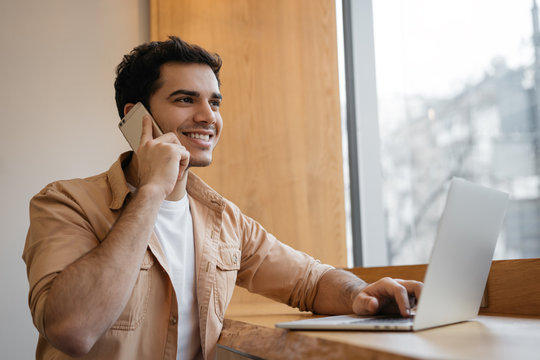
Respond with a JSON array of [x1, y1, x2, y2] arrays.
[[118, 102, 163, 151]]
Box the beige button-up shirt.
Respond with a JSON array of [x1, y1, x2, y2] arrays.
[[23, 152, 334, 359]]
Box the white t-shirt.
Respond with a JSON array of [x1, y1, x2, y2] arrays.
[[154, 194, 202, 360], [128, 185, 201, 359]]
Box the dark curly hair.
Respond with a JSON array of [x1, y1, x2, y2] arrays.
[[114, 36, 222, 119]]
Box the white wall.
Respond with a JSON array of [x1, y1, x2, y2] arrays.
[[0, 1, 149, 357]]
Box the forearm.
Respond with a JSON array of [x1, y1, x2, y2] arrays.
[[43, 185, 163, 356], [312, 269, 367, 314]]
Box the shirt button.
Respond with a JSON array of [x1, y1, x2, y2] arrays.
[[170, 316, 177, 325]]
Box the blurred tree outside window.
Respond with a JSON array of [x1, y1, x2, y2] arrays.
[[371, 0, 540, 264]]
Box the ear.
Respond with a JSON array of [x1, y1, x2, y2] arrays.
[[123, 103, 136, 117]]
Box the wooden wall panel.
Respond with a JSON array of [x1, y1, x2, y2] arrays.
[[151, 0, 346, 306]]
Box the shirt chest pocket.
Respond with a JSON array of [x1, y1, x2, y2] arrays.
[[213, 246, 241, 321], [110, 250, 154, 331]]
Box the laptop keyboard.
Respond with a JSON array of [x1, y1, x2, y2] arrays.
[[346, 316, 414, 325]]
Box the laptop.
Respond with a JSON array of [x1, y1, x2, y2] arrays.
[[276, 177, 509, 331]]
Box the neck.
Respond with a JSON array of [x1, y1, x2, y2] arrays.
[[165, 172, 189, 201], [126, 152, 189, 202]]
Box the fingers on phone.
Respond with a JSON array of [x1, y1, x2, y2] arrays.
[[140, 116, 153, 145]]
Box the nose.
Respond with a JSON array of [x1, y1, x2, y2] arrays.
[[193, 102, 216, 124]]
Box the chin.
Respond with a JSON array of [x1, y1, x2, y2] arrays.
[[188, 158, 212, 167]]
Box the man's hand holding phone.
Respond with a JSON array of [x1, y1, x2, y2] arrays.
[[136, 116, 190, 200]]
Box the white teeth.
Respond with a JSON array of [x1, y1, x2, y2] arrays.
[[187, 133, 210, 141]]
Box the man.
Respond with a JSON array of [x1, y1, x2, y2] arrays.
[[23, 36, 422, 360]]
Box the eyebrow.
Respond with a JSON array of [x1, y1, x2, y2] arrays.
[[167, 89, 222, 100]]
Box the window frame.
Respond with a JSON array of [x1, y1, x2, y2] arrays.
[[342, 0, 388, 266]]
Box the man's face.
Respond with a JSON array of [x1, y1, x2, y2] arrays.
[[148, 62, 222, 167]]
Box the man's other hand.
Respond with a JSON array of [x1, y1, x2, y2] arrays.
[[352, 277, 423, 317]]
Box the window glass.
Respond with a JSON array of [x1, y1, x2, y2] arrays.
[[373, 0, 540, 264]]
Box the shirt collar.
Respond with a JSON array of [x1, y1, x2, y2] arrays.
[[107, 151, 133, 210], [186, 172, 225, 212], [106, 151, 225, 212]]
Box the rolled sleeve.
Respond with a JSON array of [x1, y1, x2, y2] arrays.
[[235, 213, 334, 312]]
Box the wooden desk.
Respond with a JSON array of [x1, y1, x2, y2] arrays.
[[218, 259, 540, 359], [217, 312, 540, 360]]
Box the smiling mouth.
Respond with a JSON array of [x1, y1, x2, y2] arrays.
[[185, 133, 211, 141]]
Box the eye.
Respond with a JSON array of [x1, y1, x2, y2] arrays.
[[174, 97, 193, 104], [210, 100, 221, 109]]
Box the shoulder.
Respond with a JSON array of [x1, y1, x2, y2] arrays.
[[31, 152, 131, 209], [32, 171, 109, 204], [28, 170, 119, 225]]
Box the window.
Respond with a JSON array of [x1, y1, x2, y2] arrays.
[[343, 0, 540, 265]]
